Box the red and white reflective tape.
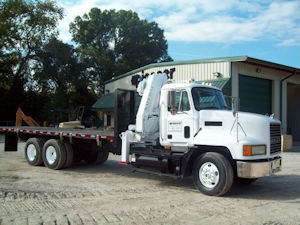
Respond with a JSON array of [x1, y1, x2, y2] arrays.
[[0, 127, 114, 140]]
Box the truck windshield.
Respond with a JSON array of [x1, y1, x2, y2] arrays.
[[191, 87, 227, 111]]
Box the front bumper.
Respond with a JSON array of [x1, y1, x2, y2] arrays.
[[237, 157, 282, 178]]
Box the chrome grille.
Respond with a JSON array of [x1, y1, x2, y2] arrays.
[[270, 123, 281, 154]]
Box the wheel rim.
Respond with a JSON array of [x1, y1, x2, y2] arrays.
[[27, 144, 37, 162], [46, 146, 57, 165], [199, 162, 220, 189]]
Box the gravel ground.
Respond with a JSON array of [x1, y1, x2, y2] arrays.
[[1, 141, 300, 225]]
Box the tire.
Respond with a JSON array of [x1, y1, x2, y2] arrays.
[[64, 142, 74, 168], [24, 138, 44, 166], [98, 151, 109, 164], [42, 139, 67, 170], [193, 152, 234, 196], [83, 145, 109, 165]]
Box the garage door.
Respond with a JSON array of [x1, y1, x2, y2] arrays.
[[239, 75, 272, 115]]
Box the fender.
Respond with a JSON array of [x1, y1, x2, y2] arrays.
[[181, 145, 233, 177]]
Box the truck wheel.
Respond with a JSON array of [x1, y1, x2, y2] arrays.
[[193, 152, 233, 196], [83, 151, 97, 164], [64, 142, 74, 168], [25, 138, 44, 166], [42, 139, 66, 170], [98, 151, 109, 164], [84, 147, 109, 165]]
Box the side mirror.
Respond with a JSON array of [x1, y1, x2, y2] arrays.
[[170, 108, 177, 115], [232, 98, 238, 117]]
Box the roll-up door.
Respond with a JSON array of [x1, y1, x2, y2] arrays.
[[239, 75, 272, 115]]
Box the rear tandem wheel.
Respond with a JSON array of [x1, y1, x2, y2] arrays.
[[83, 144, 109, 165], [42, 139, 67, 170], [24, 138, 44, 166]]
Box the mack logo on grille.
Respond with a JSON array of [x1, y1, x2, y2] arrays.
[[271, 136, 281, 144]]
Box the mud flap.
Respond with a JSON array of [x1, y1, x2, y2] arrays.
[[4, 133, 18, 151], [181, 148, 196, 177]]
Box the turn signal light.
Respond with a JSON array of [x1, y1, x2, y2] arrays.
[[243, 145, 252, 156], [243, 145, 266, 156]]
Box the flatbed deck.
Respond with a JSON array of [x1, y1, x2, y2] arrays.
[[0, 126, 114, 141]]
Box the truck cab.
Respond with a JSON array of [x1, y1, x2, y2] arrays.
[[160, 81, 227, 147], [120, 73, 282, 196]]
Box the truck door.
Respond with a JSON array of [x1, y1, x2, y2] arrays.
[[166, 89, 194, 145]]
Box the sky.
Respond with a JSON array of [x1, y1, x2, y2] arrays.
[[57, 0, 300, 68]]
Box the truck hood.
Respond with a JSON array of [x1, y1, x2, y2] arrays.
[[197, 109, 280, 143]]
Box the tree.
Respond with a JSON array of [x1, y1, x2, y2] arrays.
[[0, 0, 63, 121], [70, 9, 172, 89], [0, 0, 63, 82], [36, 38, 81, 94], [35, 38, 96, 111]]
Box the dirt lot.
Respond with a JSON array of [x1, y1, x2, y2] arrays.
[[1, 140, 300, 225]]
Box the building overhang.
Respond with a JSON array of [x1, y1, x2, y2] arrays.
[[104, 56, 300, 85], [239, 57, 300, 75], [92, 93, 115, 111]]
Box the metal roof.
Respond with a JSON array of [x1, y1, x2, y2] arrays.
[[196, 78, 231, 96], [92, 93, 115, 110], [104, 55, 300, 85]]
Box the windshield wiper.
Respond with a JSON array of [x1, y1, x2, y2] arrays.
[[194, 127, 202, 137]]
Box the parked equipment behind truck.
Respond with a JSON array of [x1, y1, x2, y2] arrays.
[[0, 73, 282, 196]]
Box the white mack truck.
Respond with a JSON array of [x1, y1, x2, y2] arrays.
[[120, 73, 282, 196], [0, 72, 282, 196]]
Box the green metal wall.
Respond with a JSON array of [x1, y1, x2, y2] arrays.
[[239, 75, 272, 115]]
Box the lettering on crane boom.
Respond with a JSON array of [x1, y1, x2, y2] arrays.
[[131, 68, 176, 87]]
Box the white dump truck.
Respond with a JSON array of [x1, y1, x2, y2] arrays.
[[0, 73, 282, 196]]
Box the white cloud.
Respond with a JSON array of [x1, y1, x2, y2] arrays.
[[57, 0, 300, 46], [57, 0, 100, 42]]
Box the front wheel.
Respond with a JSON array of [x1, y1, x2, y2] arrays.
[[193, 152, 233, 196]]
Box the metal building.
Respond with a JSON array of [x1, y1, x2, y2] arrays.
[[93, 56, 300, 142]]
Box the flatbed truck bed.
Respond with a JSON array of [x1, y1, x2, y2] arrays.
[[0, 126, 114, 141], [0, 126, 116, 170]]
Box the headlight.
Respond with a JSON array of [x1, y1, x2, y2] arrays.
[[243, 145, 266, 156]]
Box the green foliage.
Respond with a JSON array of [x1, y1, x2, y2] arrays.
[[35, 37, 96, 112], [0, 0, 63, 80], [35, 38, 81, 93], [0, 3, 172, 123], [0, 0, 63, 121], [70, 8, 172, 87]]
